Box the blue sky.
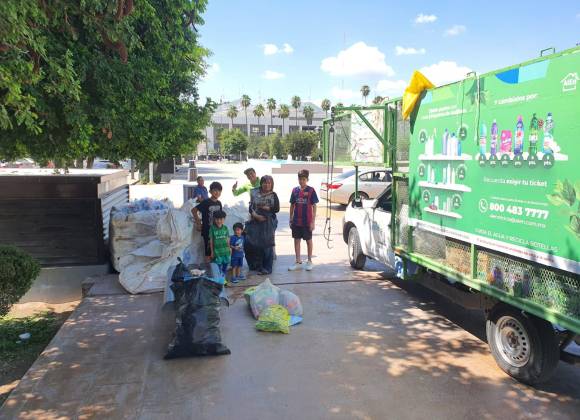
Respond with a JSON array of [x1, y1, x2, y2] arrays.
[[197, 0, 580, 107]]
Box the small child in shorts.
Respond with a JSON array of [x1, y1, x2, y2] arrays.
[[229, 222, 245, 283], [209, 210, 230, 280]]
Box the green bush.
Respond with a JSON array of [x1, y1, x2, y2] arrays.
[[0, 246, 41, 317]]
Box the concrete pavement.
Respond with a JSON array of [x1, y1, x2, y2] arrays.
[[2, 162, 580, 419]]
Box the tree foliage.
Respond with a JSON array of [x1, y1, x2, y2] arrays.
[[220, 129, 248, 155], [284, 131, 318, 160], [291, 95, 301, 126], [227, 105, 238, 126], [360, 85, 370, 105], [0, 0, 214, 165], [321, 99, 331, 117], [266, 98, 276, 125], [303, 105, 314, 125]]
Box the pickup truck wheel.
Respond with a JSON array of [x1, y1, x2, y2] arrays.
[[348, 192, 369, 205], [347, 227, 366, 269], [486, 306, 559, 385]]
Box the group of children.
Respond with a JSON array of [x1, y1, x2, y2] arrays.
[[191, 168, 319, 283]]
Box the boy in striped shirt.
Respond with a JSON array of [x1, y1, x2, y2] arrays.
[[288, 169, 319, 271]]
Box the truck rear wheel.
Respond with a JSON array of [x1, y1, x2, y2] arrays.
[[486, 305, 559, 385], [347, 227, 366, 269]]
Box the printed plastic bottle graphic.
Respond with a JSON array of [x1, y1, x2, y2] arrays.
[[500, 130, 512, 153], [449, 132, 457, 157], [514, 115, 524, 155], [528, 113, 539, 155], [490, 120, 498, 156], [543, 112, 554, 154], [442, 129, 449, 155], [479, 123, 487, 156]]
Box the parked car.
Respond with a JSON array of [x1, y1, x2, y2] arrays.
[[321, 168, 392, 205]]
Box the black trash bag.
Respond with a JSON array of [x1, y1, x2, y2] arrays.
[[245, 217, 275, 249], [165, 264, 231, 359]]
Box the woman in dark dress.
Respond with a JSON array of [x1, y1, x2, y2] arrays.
[[245, 175, 279, 275]]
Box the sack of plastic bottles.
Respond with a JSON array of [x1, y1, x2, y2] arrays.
[[249, 278, 280, 319], [278, 289, 303, 317], [256, 304, 290, 334]]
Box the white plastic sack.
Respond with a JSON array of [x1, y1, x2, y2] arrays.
[[278, 289, 303, 316], [119, 208, 193, 294], [109, 206, 169, 272], [249, 278, 280, 319]]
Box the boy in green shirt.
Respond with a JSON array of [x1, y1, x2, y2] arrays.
[[232, 168, 260, 196], [209, 210, 231, 281]]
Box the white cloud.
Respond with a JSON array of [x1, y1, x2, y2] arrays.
[[395, 46, 426, 56], [263, 43, 294, 55], [330, 87, 357, 102], [444, 25, 466, 37], [321, 42, 395, 77], [420, 61, 472, 86], [204, 63, 220, 79], [263, 44, 279, 55], [376, 79, 407, 97], [262, 70, 285, 80], [415, 14, 437, 24]]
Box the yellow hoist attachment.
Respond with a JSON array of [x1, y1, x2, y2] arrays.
[[402, 71, 435, 119]]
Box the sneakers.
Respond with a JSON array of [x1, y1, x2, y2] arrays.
[[237, 274, 246, 281], [230, 277, 239, 284], [304, 261, 313, 271], [288, 262, 302, 271]]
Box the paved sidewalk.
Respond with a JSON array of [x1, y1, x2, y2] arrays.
[[2, 205, 580, 418]]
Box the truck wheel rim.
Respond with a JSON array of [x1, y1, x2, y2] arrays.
[[495, 316, 531, 367]]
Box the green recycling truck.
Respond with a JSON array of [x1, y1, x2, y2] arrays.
[[325, 46, 580, 384]]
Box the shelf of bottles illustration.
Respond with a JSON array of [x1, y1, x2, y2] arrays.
[[418, 181, 471, 192], [424, 207, 463, 219], [476, 114, 568, 167]]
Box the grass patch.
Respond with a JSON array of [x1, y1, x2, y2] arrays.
[[0, 312, 66, 405]]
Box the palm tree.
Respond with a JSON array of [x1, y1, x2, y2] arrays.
[[336, 102, 344, 109], [253, 104, 265, 135], [372, 95, 384, 105], [267, 98, 277, 126], [321, 99, 331, 118], [227, 105, 238, 129], [360, 85, 370, 105], [279, 104, 290, 134], [291, 95, 301, 127], [241, 94, 251, 135], [303, 105, 314, 125]]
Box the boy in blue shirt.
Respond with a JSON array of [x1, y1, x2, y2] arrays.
[[229, 222, 245, 283]]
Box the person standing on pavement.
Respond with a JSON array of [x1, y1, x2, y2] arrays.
[[288, 169, 319, 271], [193, 176, 209, 203], [232, 168, 260, 197], [247, 175, 279, 275], [191, 182, 223, 262]]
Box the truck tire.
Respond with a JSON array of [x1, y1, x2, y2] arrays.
[[486, 305, 559, 385], [347, 227, 366, 269]]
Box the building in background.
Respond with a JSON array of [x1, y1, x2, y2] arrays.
[[200, 100, 326, 154]]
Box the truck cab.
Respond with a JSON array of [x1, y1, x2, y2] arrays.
[[342, 187, 395, 270]]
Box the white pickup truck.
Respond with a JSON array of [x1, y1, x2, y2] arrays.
[[342, 187, 397, 271]]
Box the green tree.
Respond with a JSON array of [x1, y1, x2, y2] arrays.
[[360, 85, 370, 105], [227, 105, 238, 128], [303, 105, 314, 125], [291, 95, 301, 127], [0, 0, 213, 167], [253, 103, 265, 130], [372, 95, 384, 105], [270, 135, 285, 158], [220, 129, 248, 156], [321, 99, 331, 118], [279, 104, 290, 134], [241, 94, 251, 135], [284, 131, 318, 160], [267, 98, 277, 126]]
